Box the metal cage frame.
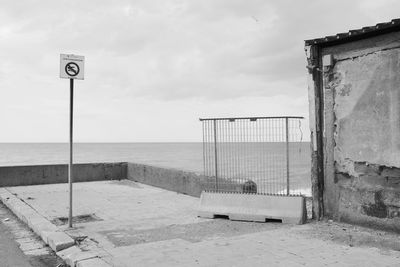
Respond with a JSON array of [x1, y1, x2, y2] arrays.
[[200, 116, 309, 196]]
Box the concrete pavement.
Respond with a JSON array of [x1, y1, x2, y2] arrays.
[[1, 180, 399, 266]]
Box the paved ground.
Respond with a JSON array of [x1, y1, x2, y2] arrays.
[[0, 203, 65, 267], [2, 180, 400, 266]]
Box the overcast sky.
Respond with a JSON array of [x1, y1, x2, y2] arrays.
[[1, 0, 399, 142]]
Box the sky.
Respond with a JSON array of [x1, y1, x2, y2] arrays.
[[1, 0, 399, 142]]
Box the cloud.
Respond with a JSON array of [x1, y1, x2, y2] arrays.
[[0, 0, 302, 101], [1, 0, 400, 141]]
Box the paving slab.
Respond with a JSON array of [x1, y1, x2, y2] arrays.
[[2, 180, 400, 266], [76, 257, 110, 267], [47, 231, 75, 252]]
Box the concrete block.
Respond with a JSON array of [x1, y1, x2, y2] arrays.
[[27, 217, 51, 232], [24, 247, 51, 256], [0, 188, 10, 202], [48, 232, 75, 252], [0, 191, 54, 239], [18, 241, 45, 251], [20, 210, 41, 225], [56, 245, 107, 267], [0, 188, 60, 245], [65, 251, 98, 267], [198, 192, 307, 224], [76, 258, 111, 267], [0, 193, 25, 221], [26, 217, 59, 245], [56, 245, 81, 259], [40, 230, 57, 244]]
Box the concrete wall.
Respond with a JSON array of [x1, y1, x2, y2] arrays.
[[0, 162, 127, 187], [318, 31, 400, 232], [127, 163, 207, 197], [0, 162, 206, 197], [126, 163, 252, 197], [0, 161, 243, 200]]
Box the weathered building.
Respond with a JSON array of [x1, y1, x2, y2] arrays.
[[305, 19, 400, 232]]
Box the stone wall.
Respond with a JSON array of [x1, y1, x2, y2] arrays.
[[337, 163, 400, 232]]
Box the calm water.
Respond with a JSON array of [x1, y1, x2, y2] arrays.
[[0, 142, 311, 195], [0, 143, 204, 172]]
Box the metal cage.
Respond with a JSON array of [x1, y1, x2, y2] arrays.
[[200, 116, 310, 196]]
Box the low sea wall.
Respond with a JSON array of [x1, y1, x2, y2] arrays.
[[0, 162, 240, 199], [0, 163, 127, 187], [0, 162, 205, 197], [127, 163, 207, 197]]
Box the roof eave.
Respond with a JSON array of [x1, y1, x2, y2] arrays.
[[305, 19, 400, 47]]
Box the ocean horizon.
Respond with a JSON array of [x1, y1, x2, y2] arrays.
[[0, 142, 205, 173], [0, 142, 311, 195]]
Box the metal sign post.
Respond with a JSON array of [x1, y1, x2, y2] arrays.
[[69, 78, 74, 228], [60, 54, 84, 228]]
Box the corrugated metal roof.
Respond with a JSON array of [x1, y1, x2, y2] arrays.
[[305, 18, 400, 47]]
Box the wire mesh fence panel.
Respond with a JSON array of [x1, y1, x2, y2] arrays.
[[200, 116, 310, 196]]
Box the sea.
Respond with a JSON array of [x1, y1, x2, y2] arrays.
[[0, 142, 311, 196]]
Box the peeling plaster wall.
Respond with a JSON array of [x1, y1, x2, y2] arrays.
[[321, 32, 400, 232], [333, 50, 400, 169]]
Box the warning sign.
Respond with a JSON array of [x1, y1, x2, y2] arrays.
[[60, 54, 84, 80]]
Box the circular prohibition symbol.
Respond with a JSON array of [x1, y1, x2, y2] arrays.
[[65, 62, 80, 77]]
